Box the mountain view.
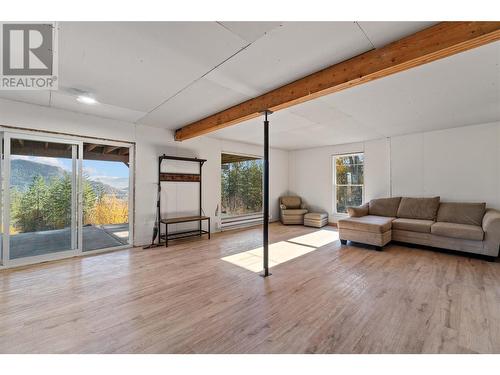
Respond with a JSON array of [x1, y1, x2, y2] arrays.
[[11, 159, 128, 199], [9, 158, 129, 235]]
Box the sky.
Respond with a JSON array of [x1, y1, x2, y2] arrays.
[[12, 155, 129, 190]]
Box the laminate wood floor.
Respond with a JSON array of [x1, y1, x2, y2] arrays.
[[1, 223, 499, 353]]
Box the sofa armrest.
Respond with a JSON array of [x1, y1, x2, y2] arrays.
[[280, 204, 287, 210], [482, 209, 500, 256], [347, 203, 369, 217]]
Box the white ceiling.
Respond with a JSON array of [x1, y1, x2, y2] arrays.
[[1, 21, 497, 150], [212, 40, 500, 149]]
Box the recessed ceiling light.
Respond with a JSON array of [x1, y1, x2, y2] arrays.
[[76, 95, 98, 105]]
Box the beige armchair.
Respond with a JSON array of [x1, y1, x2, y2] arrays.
[[280, 196, 308, 225]]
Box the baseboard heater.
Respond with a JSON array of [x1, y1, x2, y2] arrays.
[[221, 214, 264, 231]]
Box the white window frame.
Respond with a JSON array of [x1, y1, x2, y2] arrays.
[[333, 152, 365, 215]]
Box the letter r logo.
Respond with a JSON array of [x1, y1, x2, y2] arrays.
[[2, 24, 53, 75]]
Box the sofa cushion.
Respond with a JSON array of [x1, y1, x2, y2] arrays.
[[338, 215, 394, 233], [397, 197, 440, 220], [347, 203, 369, 217], [282, 208, 308, 215], [392, 218, 434, 233], [431, 222, 484, 241], [281, 196, 301, 209], [436, 202, 486, 226], [368, 197, 401, 217]]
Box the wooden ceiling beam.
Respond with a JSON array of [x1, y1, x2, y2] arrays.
[[86, 144, 99, 152], [11, 143, 129, 163], [11, 145, 72, 159], [119, 147, 130, 155], [104, 145, 120, 154], [174, 21, 500, 141], [221, 153, 261, 164], [84, 151, 128, 163]]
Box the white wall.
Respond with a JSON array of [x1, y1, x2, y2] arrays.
[[364, 138, 391, 200], [288, 139, 390, 222], [0, 99, 289, 246], [289, 121, 500, 222], [390, 121, 500, 209]]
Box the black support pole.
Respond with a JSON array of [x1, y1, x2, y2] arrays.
[[157, 156, 162, 246], [261, 110, 271, 278], [199, 161, 202, 236]]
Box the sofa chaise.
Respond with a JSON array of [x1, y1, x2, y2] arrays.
[[338, 197, 500, 259]]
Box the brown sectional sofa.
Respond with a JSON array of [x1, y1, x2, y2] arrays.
[[338, 197, 500, 259]]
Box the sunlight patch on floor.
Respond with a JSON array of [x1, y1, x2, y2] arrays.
[[221, 229, 339, 273], [287, 229, 339, 248]]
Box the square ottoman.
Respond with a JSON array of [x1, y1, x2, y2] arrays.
[[304, 212, 328, 228], [337, 215, 393, 249]]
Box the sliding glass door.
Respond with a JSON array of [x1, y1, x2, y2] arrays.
[[81, 142, 131, 252], [0, 131, 134, 268], [2, 133, 81, 265]]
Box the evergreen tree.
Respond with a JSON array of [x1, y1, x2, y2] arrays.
[[82, 178, 97, 225], [46, 174, 72, 229], [221, 159, 263, 216], [10, 168, 128, 233], [15, 175, 49, 232]]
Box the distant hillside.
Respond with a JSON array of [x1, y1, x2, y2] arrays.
[[11, 159, 127, 198], [87, 180, 128, 199], [11, 159, 66, 190]]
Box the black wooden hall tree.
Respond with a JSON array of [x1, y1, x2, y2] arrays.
[[151, 155, 210, 248]]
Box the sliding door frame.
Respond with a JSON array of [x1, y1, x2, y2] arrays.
[[1, 132, 82, 267], [80, 138, 134, 255], [0, 128, 135, 269]]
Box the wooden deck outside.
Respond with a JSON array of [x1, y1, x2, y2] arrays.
[[6, 224, 128, 259]]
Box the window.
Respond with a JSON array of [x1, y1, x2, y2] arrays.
[[221, 153, 263, 219], [333, 153, 364, 214]]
